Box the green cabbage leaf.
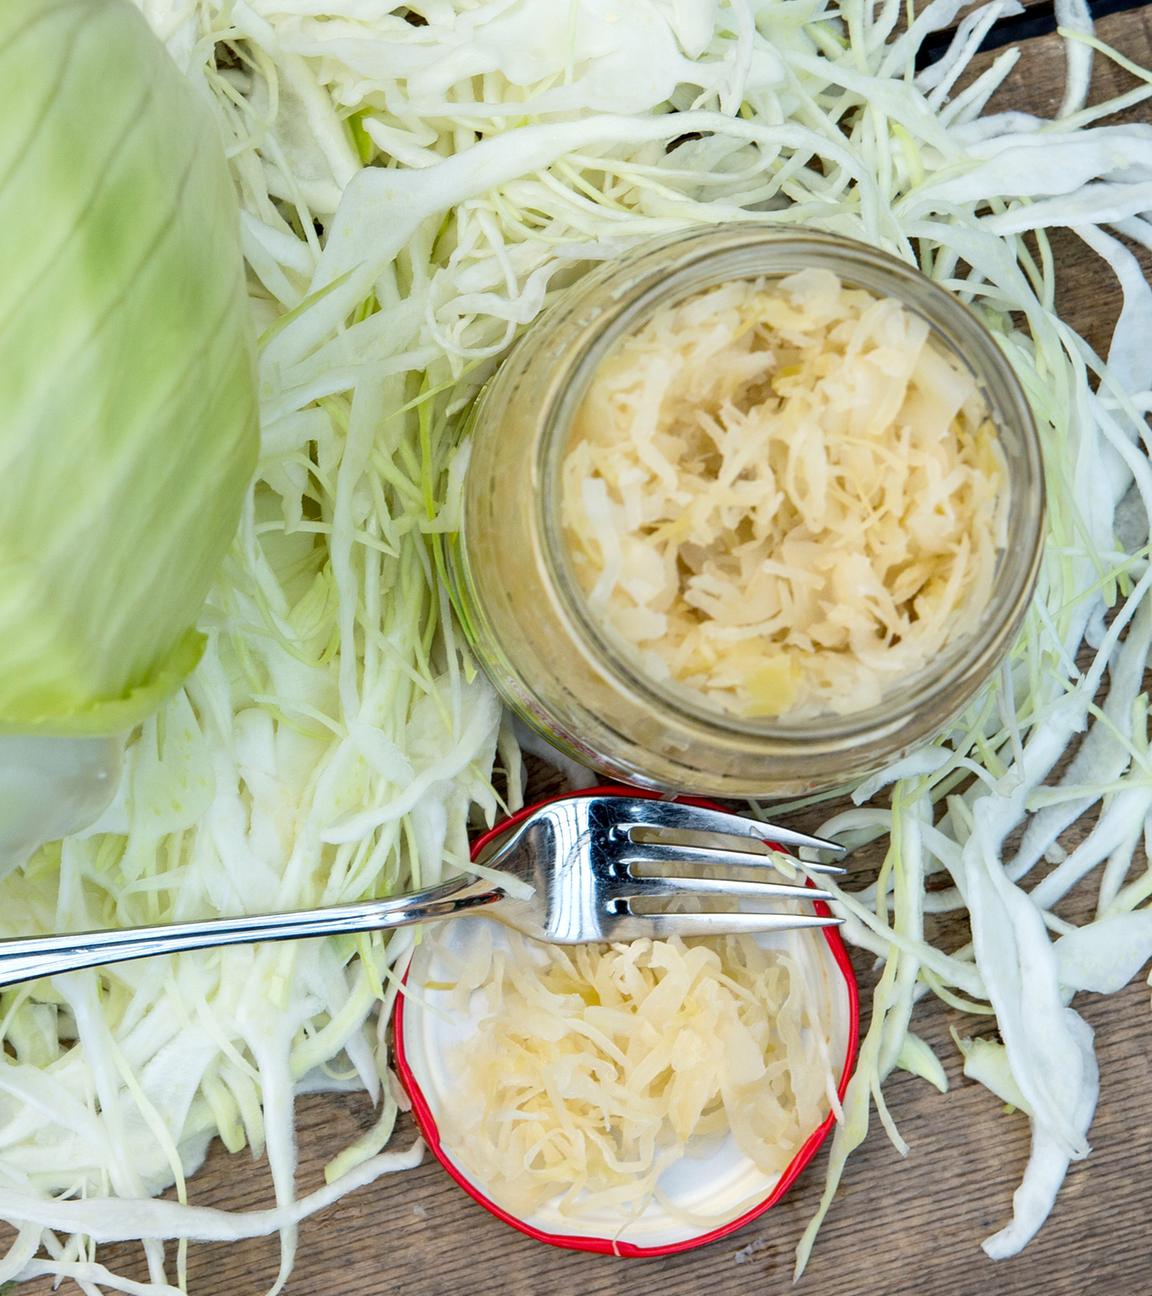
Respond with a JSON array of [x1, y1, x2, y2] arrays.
[[0, 0, 257, 737]]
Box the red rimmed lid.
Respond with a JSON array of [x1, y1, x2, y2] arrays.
[[393, 784, 859, 1257]]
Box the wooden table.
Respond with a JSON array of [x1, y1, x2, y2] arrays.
[[30, 8, 1152, 1294]]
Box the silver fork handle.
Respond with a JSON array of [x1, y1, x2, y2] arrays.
[[0, 877, 502, 989]]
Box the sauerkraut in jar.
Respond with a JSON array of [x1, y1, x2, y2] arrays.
[[560, 270, 1009, 721], [454, 228, 1044, 796]]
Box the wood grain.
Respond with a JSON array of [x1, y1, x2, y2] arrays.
[[22, 10, 1152, 1295]]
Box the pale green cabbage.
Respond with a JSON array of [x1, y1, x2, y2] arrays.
[[0, 0, 257, 738]]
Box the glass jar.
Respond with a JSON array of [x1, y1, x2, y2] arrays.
[[451, 227, 1045, 798]]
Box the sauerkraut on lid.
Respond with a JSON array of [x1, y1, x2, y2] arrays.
[[396, 906, 857, 1253], [439, 932, 829, 1217], [559, 268, 1010, 721]]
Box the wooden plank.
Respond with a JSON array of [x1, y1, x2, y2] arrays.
[[20, 8, 1152, 1294]]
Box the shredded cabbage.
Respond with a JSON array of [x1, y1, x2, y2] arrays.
[[0, 0, 1147, 1291], [561, 269, 1007, 718], [438, 932, 835, 1221]]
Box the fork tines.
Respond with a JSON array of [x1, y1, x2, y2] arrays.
[[617, 798, 847, 871]]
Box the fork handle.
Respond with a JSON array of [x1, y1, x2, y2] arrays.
[[0, 877, 502, 989]]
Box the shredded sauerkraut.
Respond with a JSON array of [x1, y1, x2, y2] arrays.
[[438, 933, 834, 1219], [561, 269, 1009, 719]]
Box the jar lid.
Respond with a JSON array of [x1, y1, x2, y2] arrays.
[[394, 787, 860, 1257]]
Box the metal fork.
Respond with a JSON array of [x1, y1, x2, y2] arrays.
[[0, 795, 843, 987]]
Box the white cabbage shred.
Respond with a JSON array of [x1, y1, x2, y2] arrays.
[[0, 0, 1146, 1291]]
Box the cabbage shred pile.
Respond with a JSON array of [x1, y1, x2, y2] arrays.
[[1, 0, 1150, 1290]]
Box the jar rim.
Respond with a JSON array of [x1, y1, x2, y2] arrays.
[[534, 226, 1046, 751]]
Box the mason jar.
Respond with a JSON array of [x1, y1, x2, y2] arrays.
[[450, 227, 1045, 798]]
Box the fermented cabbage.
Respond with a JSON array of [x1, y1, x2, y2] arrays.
[[561, 270, 1008, 719], [439, 933, 835, 1218]]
